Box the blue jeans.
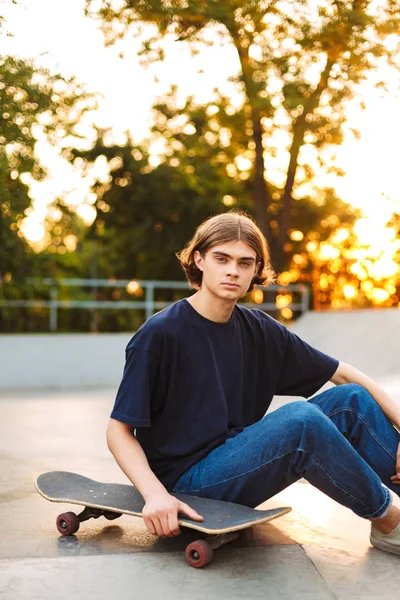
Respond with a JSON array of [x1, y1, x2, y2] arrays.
[[172, 384, 400, 519]]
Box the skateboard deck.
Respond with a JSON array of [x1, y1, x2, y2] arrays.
[[36, 471, 291, 567]]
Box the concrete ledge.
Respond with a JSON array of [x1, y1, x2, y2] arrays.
[[291, 308, 400, 380], [1, 308, 399, 390], [0, 333, 132, 390]]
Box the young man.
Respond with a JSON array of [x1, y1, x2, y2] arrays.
[[108, 211, 400, 556]]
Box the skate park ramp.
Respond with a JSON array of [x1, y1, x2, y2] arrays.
[[290, 308, 400, 385], [2, 309, 400, 599]]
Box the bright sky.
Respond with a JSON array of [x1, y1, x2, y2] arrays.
[[2, 0, 400, 244]]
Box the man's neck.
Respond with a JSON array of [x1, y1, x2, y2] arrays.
[[186, 289, 236, 323]]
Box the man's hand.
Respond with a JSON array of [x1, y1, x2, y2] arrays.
[[390, 442, 400, 485], [142, 491, 204, 537]]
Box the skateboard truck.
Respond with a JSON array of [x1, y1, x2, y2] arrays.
[[185, 528, 254, 568], [56, 507, 121, 535]]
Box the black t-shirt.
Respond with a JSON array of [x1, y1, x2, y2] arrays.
[[111, 299, 339, 490]]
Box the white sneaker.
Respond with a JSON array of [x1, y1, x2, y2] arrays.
[[370, 522, 400, 556]]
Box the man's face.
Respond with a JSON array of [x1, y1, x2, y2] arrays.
[[194, 240, 259, 300]]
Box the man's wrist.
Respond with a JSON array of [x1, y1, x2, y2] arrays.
[[142, 487, 169, 502], [140, 478, 169, 502]]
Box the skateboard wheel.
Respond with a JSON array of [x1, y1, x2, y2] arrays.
[[103, 511, 121, 521], [233, 527, 254, 546], [56, 512, 80, 535], [185, 540, 213, 568]]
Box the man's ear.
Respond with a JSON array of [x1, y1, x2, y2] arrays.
[[194, 250, 204, 271]]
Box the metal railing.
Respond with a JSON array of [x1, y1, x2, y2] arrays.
[[0, 278, 310, 332]]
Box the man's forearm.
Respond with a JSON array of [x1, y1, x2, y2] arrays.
[[107, 421, 168, 501], [331, 361, 400, 430]]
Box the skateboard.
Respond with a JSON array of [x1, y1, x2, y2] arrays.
[[35, 471, 291, 568]]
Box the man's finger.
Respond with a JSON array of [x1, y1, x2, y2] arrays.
[[143, 516, 156, 535], [167, 512, 181, 537], [179, 502, 204, 521], [160, 513, 174, 537], [152, 515, 165, 537], [158, 513, 171, 537]]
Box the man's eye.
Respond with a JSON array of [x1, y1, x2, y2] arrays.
[[241, 262, 251, 267], [216, 257, 226, 262]]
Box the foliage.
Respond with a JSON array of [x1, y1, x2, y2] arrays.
[[302, 209, 400, 310], [0, 52, 97, 281], [85, 0, 400, 269], [72, 94, 358, 284], [0, 8, 98, 330]]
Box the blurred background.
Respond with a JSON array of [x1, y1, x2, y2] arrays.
[[1, 0, 400, 335], [2, 4, 400, 591]]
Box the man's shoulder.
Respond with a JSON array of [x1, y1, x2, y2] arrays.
[[128, 299, 187, 348], [145, 299, 188, 331], [236, 305, 289, 346], [237, 304, 285, 329]]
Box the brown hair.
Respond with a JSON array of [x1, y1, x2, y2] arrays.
[[176, 210, 276, 293]]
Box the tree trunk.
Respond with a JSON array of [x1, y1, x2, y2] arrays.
[[274, 127, 304, 272], [251, 106, 273, 247], [275, 57, 335, 273], [223, 16, 275, 259]]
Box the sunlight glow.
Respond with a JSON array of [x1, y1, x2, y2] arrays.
[[2, 0, 400, 317], [76, 204, 96, 224], [20, 219, 45, 243]]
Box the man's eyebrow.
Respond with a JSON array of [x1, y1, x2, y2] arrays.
[[212, 251, 256, 262]]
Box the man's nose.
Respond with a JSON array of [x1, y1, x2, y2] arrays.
[[226, 262, 239, 276]]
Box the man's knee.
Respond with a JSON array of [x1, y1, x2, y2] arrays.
[[340, 383, 375, 411], [276, 400, 326, 430]]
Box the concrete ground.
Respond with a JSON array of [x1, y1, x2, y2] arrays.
[[1, 382, 400, 600]]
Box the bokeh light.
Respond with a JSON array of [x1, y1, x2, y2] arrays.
[[251, 289, 264, 304], [126, 280, 141, 295]]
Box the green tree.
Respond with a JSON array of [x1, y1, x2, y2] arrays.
[[0, 7, 98, 330], [0, 54, 97, 279], [86, 0, 400, 270], [72, 135, 249, 280], [73, 95, 358, 284]]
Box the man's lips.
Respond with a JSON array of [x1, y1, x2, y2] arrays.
[[222, 282, 240, 288]]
